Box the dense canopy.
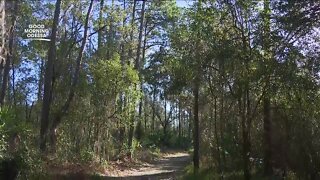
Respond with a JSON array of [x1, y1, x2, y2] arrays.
[[0, 0, 320, 179]]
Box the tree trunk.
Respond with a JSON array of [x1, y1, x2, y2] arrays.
[[128, 0, 136, 64], [263, 97, 272, 175], [106, 0, 114, 60], [178, 100, 181, 138], [134, 0, 146, 140], [193, 76, 200, 172], [0, 0, 5, 82], [127, 0, 137, 152], [152, 86, 156, 130], [164, 93, 167, 132], [242, 125, 251, 180], [11, 47, 15, 106], [39, 0, 61, 152], [188, 108, 192, 140], [219, 98, 226, 165], [118, 0, 126, 152], [142, 17, 148, 132], [135, 0, 146, 70], [135, 86, 143, 140], [48, 0, 94, 151], [240, 89, 251, 180], [144, 96, 147, 131], [127, 113, 134, 152], [214, 96, 222, 174], [37, 59, 44, 101], [98, 0, 104, 50], [0, 0, 17, 106], [263, 0, 273, 176]]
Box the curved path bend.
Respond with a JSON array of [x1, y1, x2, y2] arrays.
[[105, 152, 190, 180]]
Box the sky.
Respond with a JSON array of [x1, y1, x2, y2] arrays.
[[176, 0, 191, 8], [15, 0, 193, 105]]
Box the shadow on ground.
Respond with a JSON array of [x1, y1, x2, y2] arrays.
[[49, 154, 190, 180]]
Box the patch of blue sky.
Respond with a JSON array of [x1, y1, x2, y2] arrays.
[[17, 0, 193, 105]]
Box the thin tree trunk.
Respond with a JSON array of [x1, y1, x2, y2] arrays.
[[48, 0, 94, 151], [127, 113, 134, 153], [37, 59, 44, 101], [134, 0, 146, 140], [0, 0, 17, 106], [188, 108, 192, 140], [152, 86, 156, 130], [178, 99, 181, 138], [242, 124, 251, 180], [214, 97, 222, 174], [263, 0, 273, 176], [240, 90, 251, 180], [142, 17, 148, 132], [220, 90, 226, 169], [164, 93, 167, 133], [39, 0, 61, 152], [193, 76, 200, 172], [136, 83, 143, 140], [106, 0, 114, 59], [98, 0, 104, 50], [11, 47, 15, 106], [128, 0, 136, 63], [0, 0, 5, 83], [263, 97, 272, 175], [135, 0, 146, 70], [144, 96, 147, 131], [118, 0, 126, 151], [182, 108, 185, 137], [127, 0, 137, 152]]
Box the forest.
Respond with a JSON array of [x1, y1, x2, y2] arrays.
[[0, 0, 320, 179]]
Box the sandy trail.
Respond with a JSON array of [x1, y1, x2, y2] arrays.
[[104, 152, 190, 180], [50, 152, 190, 180]]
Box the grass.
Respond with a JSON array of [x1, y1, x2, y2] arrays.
[[181, 164, 299, 180]]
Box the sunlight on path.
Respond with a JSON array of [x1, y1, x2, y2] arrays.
[[104, 152, 190, 179]]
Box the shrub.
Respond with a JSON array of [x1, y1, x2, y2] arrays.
[[0, 107, 44, 178], [142, 130, 191, 150]]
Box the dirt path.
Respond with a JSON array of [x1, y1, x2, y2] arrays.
[[49, 152, 190, 180], [103, 152, 190, 180]]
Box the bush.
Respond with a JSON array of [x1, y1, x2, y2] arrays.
[[0, 121, 6, 159], [142, 130, 191, 150], [141, 131, 166, 148], [0, 107, 44, 178]]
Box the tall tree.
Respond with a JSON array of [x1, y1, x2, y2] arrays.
[[193, 70, 200, 172], [262, 0, 273, 176], [134, 0, 146, 141], [0, 0, 5, 80], [39, 0, 61, 152], [127, 0, 137, 151], [49, 0, 94, 150], [0, 0, 17, 106]]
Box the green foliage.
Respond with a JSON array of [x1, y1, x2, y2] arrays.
[[0, 107, 44, 176], [0, 107, 19, 137], [142, 130, 191, 150], [0, 107, 19, 159], [0, 122, 6, 159], [90, 53, 139, 99], [3, 0, 320, 178], [183, 165, 217, 180]]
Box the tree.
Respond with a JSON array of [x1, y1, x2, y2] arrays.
[[1, 0, 320, 178], [0, 0, 5, 81], [49, 0, 94, 151], [126, 0, 137, 151], [0, 0, 17, 106], [262, 0, 273, 176], [39, 0, 61, 152]]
